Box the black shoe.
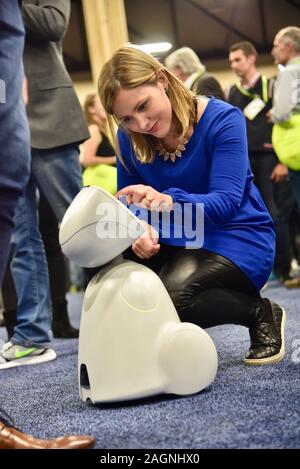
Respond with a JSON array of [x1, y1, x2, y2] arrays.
[[2, 309, 17, 340], [52, 302, 79, 338], [244, 300, 286, 366], [52, 320, 79, 339]]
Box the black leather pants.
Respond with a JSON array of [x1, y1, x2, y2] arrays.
[[123, 244, 265, 329]]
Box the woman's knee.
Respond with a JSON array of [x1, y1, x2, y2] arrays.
[[161, 275, 200, 313]]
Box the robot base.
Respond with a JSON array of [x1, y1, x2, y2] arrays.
[[78, 261, 218, 404]]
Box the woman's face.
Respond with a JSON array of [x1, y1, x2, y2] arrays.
[[112, 77, 173, 139]]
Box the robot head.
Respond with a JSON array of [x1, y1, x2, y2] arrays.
[[59, 186, 145, 267]]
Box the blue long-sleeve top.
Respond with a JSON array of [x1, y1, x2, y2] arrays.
[[117, 98, 275, 290]]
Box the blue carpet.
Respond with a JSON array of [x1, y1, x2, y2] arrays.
[[0, 283, 299, 449]]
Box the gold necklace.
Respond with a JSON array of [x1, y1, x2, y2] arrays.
[[157, 137, 189, 163]]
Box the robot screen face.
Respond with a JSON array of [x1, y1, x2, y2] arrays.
[[59, 186, 146, 267]]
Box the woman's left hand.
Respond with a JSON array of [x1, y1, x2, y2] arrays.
[[116, 184, 173, 211]]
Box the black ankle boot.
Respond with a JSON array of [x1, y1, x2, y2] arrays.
[[3, 309, 17, 340], [52, 302, 79, 339], [244, 300, 286, 365]]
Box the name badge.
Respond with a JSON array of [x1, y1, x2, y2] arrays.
[[243, 97, 266, 120]]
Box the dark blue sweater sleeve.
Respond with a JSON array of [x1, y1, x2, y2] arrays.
[[164, 108, 249, 226]]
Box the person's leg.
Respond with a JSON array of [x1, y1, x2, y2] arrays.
[[31, 144, 83, 335], [159, 249, 285, 365], [38, 190, 78, 338], [250, 152, 292, 280], [31, 143, 82, 223], [0, 178, 56, 368], [9, 177, 52, 348], [289, 169, 300, 210], [1, 263, 18, 339], [124, 246, 285, 365], [0, 1, 30, 284]]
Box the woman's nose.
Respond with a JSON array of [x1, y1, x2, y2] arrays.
[[136, 115, 149, 131]]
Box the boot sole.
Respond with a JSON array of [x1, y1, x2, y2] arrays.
[[243, 307, 286, 366]]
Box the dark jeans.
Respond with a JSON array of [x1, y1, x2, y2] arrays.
[[123, 245, 265, 329], [249, 151, 294, 276], [0, 1, 30, 285], [1, 190, 69, 336]]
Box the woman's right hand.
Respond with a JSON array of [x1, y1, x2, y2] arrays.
[[132, 221, 160, 259]]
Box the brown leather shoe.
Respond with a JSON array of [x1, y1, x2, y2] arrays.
[[0, 421, 94, 449]]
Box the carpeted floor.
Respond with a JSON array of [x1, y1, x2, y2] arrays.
[[0, 282, 299, 449]]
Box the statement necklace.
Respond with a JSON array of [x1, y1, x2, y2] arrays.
[[157, 137, 189, 163]]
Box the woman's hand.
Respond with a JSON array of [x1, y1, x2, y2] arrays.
[[132, 221, 160, 259], [116, 184, 173, 211]]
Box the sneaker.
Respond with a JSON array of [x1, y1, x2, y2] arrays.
[[0, 342, 56, 370], [244, 301, 286, 366]]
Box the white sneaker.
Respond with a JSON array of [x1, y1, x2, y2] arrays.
[[0, 341, 56, 369]]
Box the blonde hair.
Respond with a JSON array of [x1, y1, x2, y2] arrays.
[[98, 45, 196, 164], [165, 47, 205, 75], [83, 92, 110, 137], [83, 93, 97, 125]]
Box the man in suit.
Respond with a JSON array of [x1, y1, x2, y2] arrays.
[[0, 0, 89, 368]]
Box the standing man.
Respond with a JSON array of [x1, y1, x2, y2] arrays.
[[269, 26, 300, 289], [269, 26, 300, 207], [0, 0, 89, 368], [228, 41, 294, 283], [21, 0, 89, 338], [165, 46, 224, 100]]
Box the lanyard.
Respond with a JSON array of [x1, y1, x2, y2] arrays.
[[236, 75, 269, 103]]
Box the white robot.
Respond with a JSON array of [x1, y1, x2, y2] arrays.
[[59, 186, 218, 403]]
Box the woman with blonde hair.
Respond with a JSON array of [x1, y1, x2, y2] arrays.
[[98, 45, 286, 366], [81, 93, 116, 194]]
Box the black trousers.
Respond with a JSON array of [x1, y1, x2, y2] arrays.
[[123, 245, 266, 329], [249, 151, 295, 277], [38, 189, 68, 308]]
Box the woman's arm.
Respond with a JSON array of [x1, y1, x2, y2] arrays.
[[81, 125, 116, 168]]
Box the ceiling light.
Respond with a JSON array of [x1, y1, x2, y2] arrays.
[[134, 42, 172, 54]]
